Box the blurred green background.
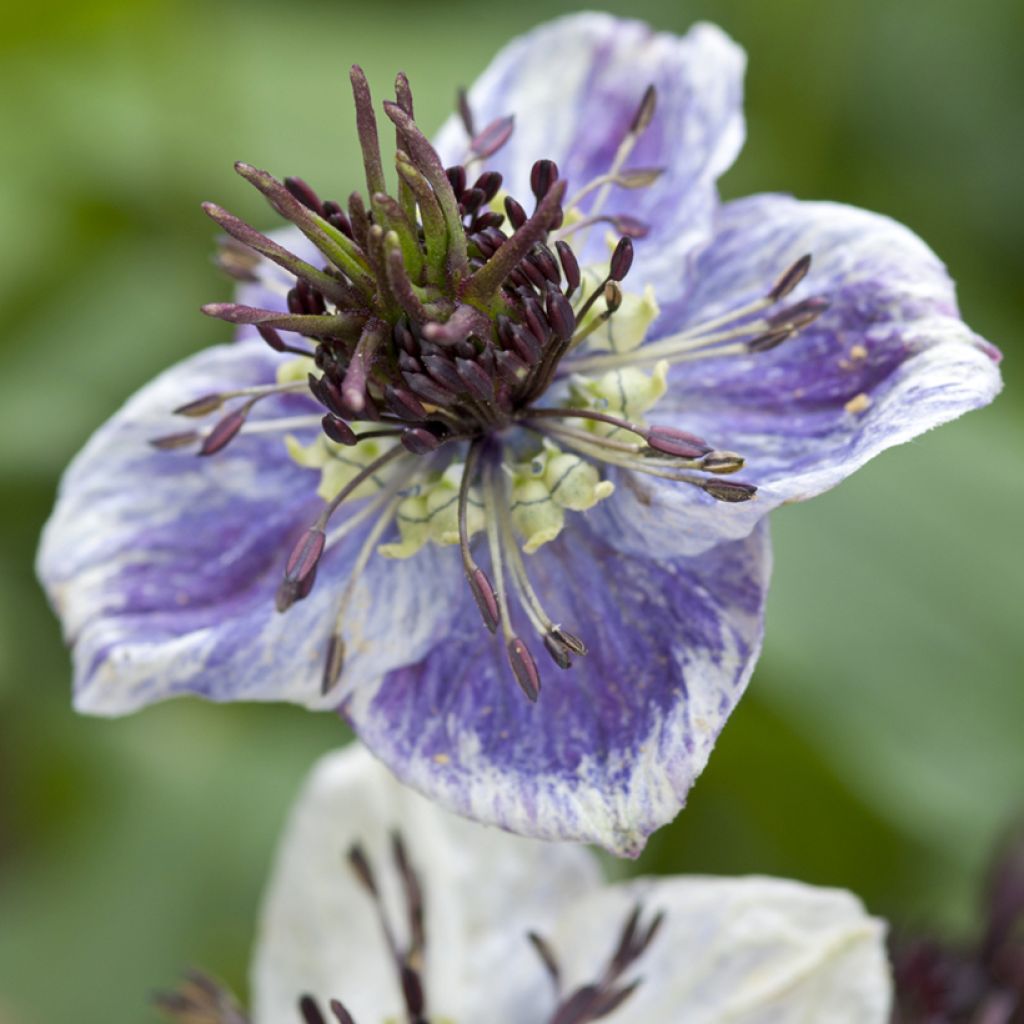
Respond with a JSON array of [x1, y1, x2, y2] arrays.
[[1, 0, 1021, 1019]]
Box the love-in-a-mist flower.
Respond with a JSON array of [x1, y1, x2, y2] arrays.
[[156, 745, 894, 1023], [38, 15, 1002, 855]]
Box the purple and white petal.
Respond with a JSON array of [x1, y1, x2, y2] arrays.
[[547, 876, 891, 1022], [36, 339, 455, 714], [434, 13, 746, 292], [251, 745, 601, 1024], [344, 519, 771, 856], [601, 193, 1002, 559]]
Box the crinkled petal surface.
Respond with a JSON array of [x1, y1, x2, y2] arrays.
[[344, 519, 771, 856], [545, 875, 892, 1022], [599, 194, 1003, 558], [251, 745, 601, 1024], [37, 339, 457, 713], [434, 13, 745, 291]]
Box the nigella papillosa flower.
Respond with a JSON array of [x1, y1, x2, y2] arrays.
[[155, 745, 893, 1023], [38, 15, 1001, 854]]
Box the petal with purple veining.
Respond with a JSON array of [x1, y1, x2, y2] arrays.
[[433, 12, 746, 292], [345, 519, 771, 855], [37, 339, 456, 713], [598, 193, 1002, 559]]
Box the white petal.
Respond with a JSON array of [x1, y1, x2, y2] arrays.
[[546, 876, 892, 1022], [250, 745, 601, 1024]]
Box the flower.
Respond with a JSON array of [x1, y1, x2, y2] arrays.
[[38, 14, 1002, 855], [891, 824, 1024, 1021], [157, 744, 894, 1023]]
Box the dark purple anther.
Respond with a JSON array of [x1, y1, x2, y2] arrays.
[[746, 327, 794, 353], [509, 324, 542, 363], [768, 253, 812, 301], [630, 83, 658, 134], [174, 393, 224, 417], [702, 479, 758, 503], [610, 214, 650, 239], [283, 526, 326, 587], [504, 196, 527, 229], [522, 296, 549, 345], [422, 353, 464, 393], [460, 187, 486, 217], [531, 244, 561, 284], [543, 632, 573, 669], [495, 348, 528, 382], [445, 165, 467, 197], [198, 407, 248, 456], [470, 211, 504, 232], [299, 994, 328, 1024], [645, 426, 712, 459], [384, 385, 428, 421], [530, 159, 558, 201], [700, 451, 745, 474], [768, 296, 831, 329], [551, 626, 587, 656], [284, 176, 324, 215], [609, 237, 634, 281], [309, 373, 346, 419], [256, 324, 287, 352], [520, 259, 548, 290], [455, 357, 494, 401], [456, 86, 475, 136], [401, 427, 443, 454], [322, 200, 352, 235], [545, 285, 576, 342], [322, 632, 345, 695], [468, 566, 501, 632], [328, 999, 356, 1024], [555, 240, 581, 296], [507, 637, 541, 702], [403, 372, 455, 406], [149, 430, 200, 450], [394, 321, 417, 355], [321, 415, 358, 446], [470, 114, 515, 160], [473, 170, 503, 203], [400, 966, 425, 1016]]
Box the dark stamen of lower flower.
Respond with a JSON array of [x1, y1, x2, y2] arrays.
[[328, 1000, 357, 1024], [540, 903, 662, 1024], [299, 994, 328, 1024], [153, 969, 251, 1024], [528, 931, 563, 991], [346, 835, 431, 1024]]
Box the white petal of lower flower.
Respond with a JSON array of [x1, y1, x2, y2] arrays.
[[250, 745, 601, 1024], [545, 876, 892, 1023]]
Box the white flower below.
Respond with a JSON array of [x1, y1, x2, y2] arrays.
[[251, 746, 892, 1023]]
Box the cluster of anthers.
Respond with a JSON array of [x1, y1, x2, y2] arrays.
[[155, 67, 827, 702]]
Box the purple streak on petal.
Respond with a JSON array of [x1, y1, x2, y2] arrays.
[[432, 13, 746, 302], [37, 339, 460, 715], [344, 519, 771, 855], [599, 194, 1003, 560]]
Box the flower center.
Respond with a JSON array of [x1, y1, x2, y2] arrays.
[[158, 68, 828, 702]]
